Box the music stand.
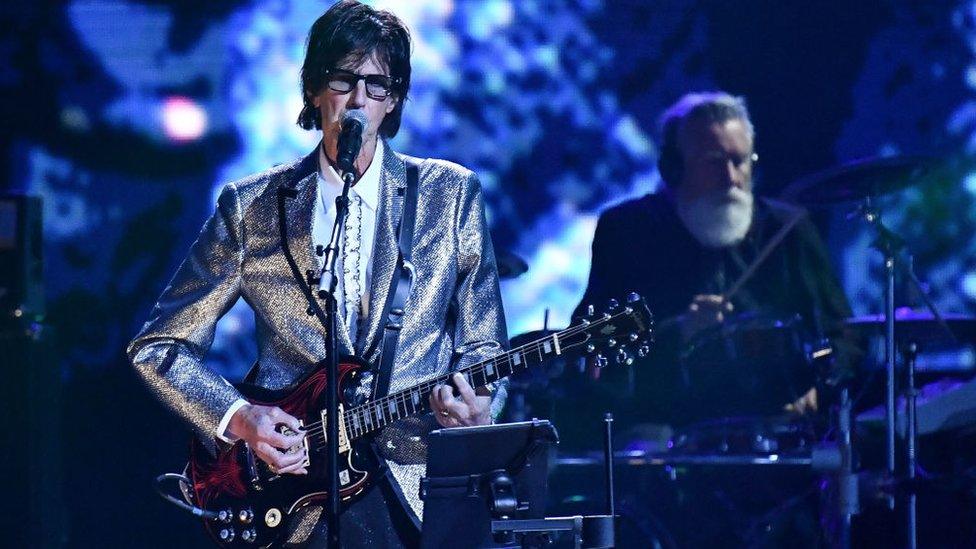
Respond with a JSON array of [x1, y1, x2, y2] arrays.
[[420, 420, 559, 548]]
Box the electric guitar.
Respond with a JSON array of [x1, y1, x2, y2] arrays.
[[186, 294, 653, 547]]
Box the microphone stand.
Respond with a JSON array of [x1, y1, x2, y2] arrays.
[[317, 166, 357, 549]]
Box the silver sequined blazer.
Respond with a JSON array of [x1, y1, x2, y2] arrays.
[[127, 143, 508, 521]]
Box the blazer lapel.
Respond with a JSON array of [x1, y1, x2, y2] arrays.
[[281, 147, 356, 356], [357, 144, 407, 359]]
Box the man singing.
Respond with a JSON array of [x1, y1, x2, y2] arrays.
[[128, 1, 507, 545]]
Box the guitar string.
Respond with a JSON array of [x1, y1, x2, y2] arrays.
[[299, 310, 643, 448], [298, 310, 643, 447], [299, 312, 623, 441], [301, 335, 559, 450]]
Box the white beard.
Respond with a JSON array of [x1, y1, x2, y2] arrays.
[[675, 187, 754, 248]]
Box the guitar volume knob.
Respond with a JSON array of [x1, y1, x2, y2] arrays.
[[615, 349, 630, 365], [241, 528, 257, 543], [238, 508, 254, 524], [218, 528, 235, 542], [218, 509, 234, 523]]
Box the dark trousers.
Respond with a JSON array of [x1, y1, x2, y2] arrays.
[[291, 475, 420, 548]]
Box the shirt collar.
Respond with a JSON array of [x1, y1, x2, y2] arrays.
[[318, 139, 383, 211]]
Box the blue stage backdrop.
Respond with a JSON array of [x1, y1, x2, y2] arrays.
[[6, 0, 976, 380]]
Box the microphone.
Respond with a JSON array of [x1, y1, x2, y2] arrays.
[[336, 110, 368, 176]]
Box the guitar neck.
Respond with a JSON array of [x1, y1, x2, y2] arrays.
[[342, 332, 565, 441]]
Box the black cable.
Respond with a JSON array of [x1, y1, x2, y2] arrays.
[[153, 473, 220, 521]]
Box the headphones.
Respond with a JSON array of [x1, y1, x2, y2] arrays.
[[657, 136, 682, 187], [657, 124, 758, 187]]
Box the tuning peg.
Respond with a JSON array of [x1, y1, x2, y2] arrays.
[[615, 348, 632, 365], [626, 292, 641, 303], [586, 304, 595, 318], [629, 333, 639, 342], [607, 338, 617, 348], [585, 343, 596, 354], [594, 354, 608, 369], [607, 298, 619, 310], [637, 344, 651, 358]]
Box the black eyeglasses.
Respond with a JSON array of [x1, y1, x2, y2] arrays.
[[324, 69, 401, 100]]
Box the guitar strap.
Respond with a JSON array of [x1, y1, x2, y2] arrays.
[[371, 156, 421, 399]]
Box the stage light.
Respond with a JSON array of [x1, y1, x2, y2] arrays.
[[962, 272, 976, 299], [161, 96, 208, 142]]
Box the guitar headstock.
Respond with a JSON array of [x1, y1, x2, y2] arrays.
[[559, 292, 654, 367]]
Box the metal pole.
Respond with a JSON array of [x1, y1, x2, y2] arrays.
[[603, 413, 615, 518], [883, 254, 896, 511], [837, 388, 856, 549], [905, 341, 919, 549]]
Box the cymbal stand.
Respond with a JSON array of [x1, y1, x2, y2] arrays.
[[855, 197, 901, 513], [855, 197, 951, 549], [904, 341, 919, 549]]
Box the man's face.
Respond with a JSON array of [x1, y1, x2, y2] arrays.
[[675, 117, 754, 203], [672, 116, 756, 248], [309, 53, 398, 162]]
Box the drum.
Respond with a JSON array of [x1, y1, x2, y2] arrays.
[[674, 313, 819, 421], [668, 415, 817, 458]]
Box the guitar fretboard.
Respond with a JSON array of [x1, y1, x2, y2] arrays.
[[341, 330, 569, 440]]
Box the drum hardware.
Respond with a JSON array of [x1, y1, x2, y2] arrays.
[[857, 371, 976, 436], [602, 413, 615, 519], [845, 311, 976, 346], [782, 154, 947, 549]]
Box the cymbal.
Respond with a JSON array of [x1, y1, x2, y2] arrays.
[[779, 155, 933, 205], [845, 310, 976, 344], [495, 249, 528, 279]]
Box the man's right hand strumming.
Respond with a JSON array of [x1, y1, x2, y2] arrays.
[[227, 404, 308, 475]]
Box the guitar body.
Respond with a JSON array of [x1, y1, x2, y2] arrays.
[[187, 356, 378, 548]]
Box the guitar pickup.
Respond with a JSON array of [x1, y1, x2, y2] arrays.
[[298, 420, 311, 468]]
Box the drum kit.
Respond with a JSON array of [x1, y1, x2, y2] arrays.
[[500, 155, 976, 547]]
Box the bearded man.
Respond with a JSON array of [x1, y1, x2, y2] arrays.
[[572, 91, 855, 429]]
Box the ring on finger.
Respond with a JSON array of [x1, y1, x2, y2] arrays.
[[439, 410, 450, 417]]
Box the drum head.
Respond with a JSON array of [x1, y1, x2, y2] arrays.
[[669, 415, 817, 456]]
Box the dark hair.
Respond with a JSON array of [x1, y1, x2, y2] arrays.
[[657, 91, 754, 186], [297, 0, 412, 137]]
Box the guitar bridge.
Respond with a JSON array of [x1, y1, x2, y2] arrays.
[[319, 404, 352, 454]]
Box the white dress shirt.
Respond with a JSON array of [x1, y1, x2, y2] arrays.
[[311, 139, 382, 340]]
